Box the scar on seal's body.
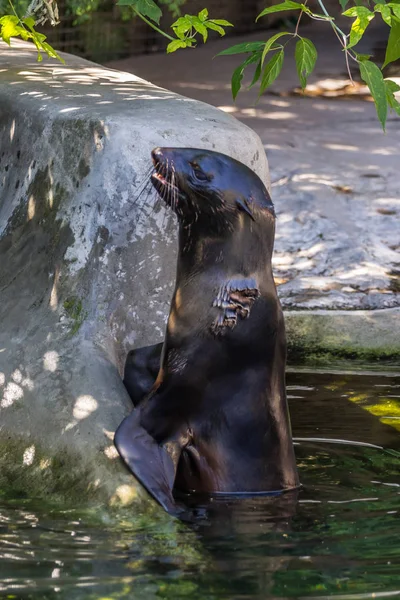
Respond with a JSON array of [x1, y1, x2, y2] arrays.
[[114, 147, 299, 519], [212, 277, 260, 334]]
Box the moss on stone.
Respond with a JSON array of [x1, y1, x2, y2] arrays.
[[287, 342, 400, 367], [0, 431, 156, 520], [2, 166, 70, 253], [0, 433, 103, 507], [63, 296, 86, 335], [284, 310, 400, 367], [78, 157, 90, 180]]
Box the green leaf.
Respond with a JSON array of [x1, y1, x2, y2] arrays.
[[172, 16, 191, 30], [19, 29, 32, 41], [22, 16, 35, 28], [295, 37, 317, 89], [302, 10, 332, 19], [359, 60, 388, 129], [374, 3, 392, 25], [259, 50, 284, 95], [339, 0, 350, 10], [0, 16, 25, 45], [0, 14, 63, 63], [171, 16, 192, 38], [343, 6, 375, 48], [261, 31, 291, 66], [116, 0, 162, 24], [385, 78, 400, 115], [171, 17, 192, 40], [256, 1, 304, 21], [191, 16, 208, 41], [206, 21, 225, 35], [217, 41, 265, 56], [173, 26, 189, 39], [385, 79, 400, 93], [231, 53, 261, 100], [209, 19, 234, 26], [354, 52, 372, 61], [388, 3, 400, 18], [42, 41, 65, 63], [249, 59, 262, 88], [342, 6, 366, 16], [198, 8, 208, 21], [206, 19, 233, 36], [231, 64, 244, 100], [167, 39, 188, 53], [31, 31, 46, 43], [0, 15, 17, 24], [383, 15, 400, 66], [136, 0, 163, 22]]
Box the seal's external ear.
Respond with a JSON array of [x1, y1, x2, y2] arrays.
[[236, 197, 255, 220]]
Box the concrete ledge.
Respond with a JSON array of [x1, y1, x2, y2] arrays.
[[285, 307, 400, 363]]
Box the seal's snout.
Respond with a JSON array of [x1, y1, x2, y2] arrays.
[[151, 147, 163, 166]]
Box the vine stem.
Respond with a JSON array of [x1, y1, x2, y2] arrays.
[[295, 0, 306, 35], [316, 0, 347, 39], [316, 0, 358, 82], [345, 44, 354, 84], [8, 0, 22, 22], [8, 0, 30, 32], [132, 7, 175, 41]]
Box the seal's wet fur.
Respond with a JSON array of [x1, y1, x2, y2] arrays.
[[115, 148, 299, 518]]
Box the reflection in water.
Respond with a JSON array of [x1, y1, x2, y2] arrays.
[[0, 371, 399, 599]]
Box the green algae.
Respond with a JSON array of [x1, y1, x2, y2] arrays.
[[285, 311, 400, 367], [0, 434, 99, 507], [0, 431, 144, 514], [287, 344, 400, 367], [63, 296, 87, 335]]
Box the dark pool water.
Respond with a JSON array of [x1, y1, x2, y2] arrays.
[[1, 370, 400, 600]]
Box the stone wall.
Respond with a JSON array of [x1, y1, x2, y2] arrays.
[[0, 40, 269, 508]]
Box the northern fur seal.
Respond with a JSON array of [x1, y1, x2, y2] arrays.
[[115, 148, 299, 517]]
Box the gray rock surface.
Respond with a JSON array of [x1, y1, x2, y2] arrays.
[[0, 41, 269, 506]]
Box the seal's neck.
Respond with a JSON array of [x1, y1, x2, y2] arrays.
[[177, 213, 275, 276]]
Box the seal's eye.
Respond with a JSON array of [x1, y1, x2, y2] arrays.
[[190, 162, 209, 182]]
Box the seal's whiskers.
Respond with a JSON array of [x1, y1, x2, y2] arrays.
[[131, 166, 154, 208], [135, 186, 155, 224], [171, 162, 177, 212]]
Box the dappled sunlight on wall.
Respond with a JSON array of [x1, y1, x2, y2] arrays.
[[0, 368, 34, 409], [43, 351, 59, 372], [73, 395, 99, 420], [0, 55, 183, 115], [0, 344, 134, 504], [22, 445, 36, 466]]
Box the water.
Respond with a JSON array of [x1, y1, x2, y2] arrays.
[[1, 371, 399, 600]]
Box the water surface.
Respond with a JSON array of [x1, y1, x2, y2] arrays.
[[1, 371, 399, 599]]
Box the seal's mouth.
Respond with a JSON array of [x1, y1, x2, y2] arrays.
[[151, 171, 169, 188], [150, 159, 186, 210], [151, 170, 180, 200]]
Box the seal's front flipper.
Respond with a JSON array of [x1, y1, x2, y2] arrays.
[[114, 409, 186, 517], [123, 342, 163, 406]]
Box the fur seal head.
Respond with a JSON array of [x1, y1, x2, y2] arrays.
[[151, 147, 274, 231]]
